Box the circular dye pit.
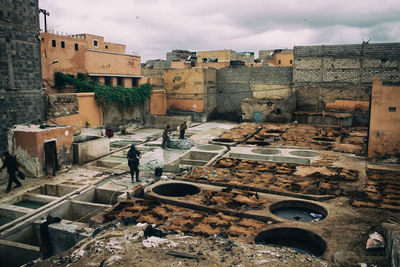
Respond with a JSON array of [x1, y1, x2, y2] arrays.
[[195, 145, 224, 151], [289, 150, 320, 157], [255, 227, 327, 256], [270, 200, 327, 222], [312, 137, 336, 142], [251, 148, 280, 155], [152, 183, 200, 197]]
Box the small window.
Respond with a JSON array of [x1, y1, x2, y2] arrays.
[[52, 40, 56, 47], [202, 58, 207, 63], [93, 40, 98, 47], [117, 77, 123, 86], [389, 107, 396, 112], [276, 108, 282, 114], [290, 59, 293, 64], [105, 45, 108, 49], [41, 37, 45, 42], [75, 43, 78, 51], [278, 60, 281, 64], [61, 41, 65, 48], [104, 76, 111, 86]]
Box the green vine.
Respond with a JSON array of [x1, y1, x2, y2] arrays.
[[53, 72, 152, 108]]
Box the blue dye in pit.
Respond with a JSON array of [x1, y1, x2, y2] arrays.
[[0, 216, 13, 226], [14, 200, 46, 209]]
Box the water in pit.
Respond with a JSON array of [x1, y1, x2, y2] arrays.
[[14, 200, 47, 209], [272, 206, 324, 222], [0, 216, 13, 226]]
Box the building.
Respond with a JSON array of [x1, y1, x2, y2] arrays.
[[259, 49, 294, 66], [197, 49, 254, 65], [0, 0, 45, 153], [40, 32, 142, 93]]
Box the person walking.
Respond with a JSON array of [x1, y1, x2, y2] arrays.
[[179, 121, 187, 139], [127, 144, 141, 183], [1, 152, 22, 193], [161, 124, 171, 149]]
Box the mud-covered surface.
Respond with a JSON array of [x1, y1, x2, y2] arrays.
[[350, 168, 400, 211], [236, 123, 368, 155], [102, 199, 267, 240], [30, 223, 331, 267], [182, 159, 358, 196]]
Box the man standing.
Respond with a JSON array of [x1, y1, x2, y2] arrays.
[[127, 144, 141, 183], [179, 121, 187, 139], [161, 124, 171, 149], [1, 152, 22, 193]]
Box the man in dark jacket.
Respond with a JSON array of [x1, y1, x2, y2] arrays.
[[161, 124, 171, 149], [1, 152, 22, 193], [127, 144, 141, 183], [179, 121, 187, 139]]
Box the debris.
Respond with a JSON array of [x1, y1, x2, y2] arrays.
[[310, 213, 323, 219], [169, 138, 194, 150], [366, 232, 385, 250], [142, 236, 177, 248]]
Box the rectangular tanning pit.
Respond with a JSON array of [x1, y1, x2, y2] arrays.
[[29, 184, 78, 197], [4, 223, 40, 247], [0, 207, 27, 227], [6, 194, 56, 210], [73, 135, 110, 164], [73, 188, 123, 205], [110, 140, 140, 149], [48, 201, 108, 224], [180, 151, 218, 166]]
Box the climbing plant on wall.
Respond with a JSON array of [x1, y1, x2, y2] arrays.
[[53, 72, 152, 108]]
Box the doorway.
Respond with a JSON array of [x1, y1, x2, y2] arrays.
[[44, 141, 57, 176]]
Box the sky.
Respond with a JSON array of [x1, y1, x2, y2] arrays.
[[38, 0, 400, 62]]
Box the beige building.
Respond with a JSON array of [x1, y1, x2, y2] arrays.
[[40, 32, 142, 93], [197, 49, 254, 64]]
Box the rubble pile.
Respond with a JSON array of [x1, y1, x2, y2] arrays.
[[168, 138, 195, 150], [183, 159, 359, 196], [350, 168, 400, 211], [102, 199, 267, 240]]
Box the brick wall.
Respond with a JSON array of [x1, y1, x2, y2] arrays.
[[0, 0, 45, 153]]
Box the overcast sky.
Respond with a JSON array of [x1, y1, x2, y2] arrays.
[[38, 0, 400, 62]]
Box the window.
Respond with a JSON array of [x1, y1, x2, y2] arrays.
[[117, 77, 123, 86], [52, 40, 56, 47], [104, 76, 111, 86], [290, 59, 293, 64], [61, 41, 65, 48], [105, 45, 108, 49], [132, 78, 139, 87], [93, 40, 98, 47], [276, 108, 282, 114], [278, 60, 281, 65], [75, 43, 79, 51], [389, 107, 396, 112]]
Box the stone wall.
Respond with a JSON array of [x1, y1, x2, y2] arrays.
[[293, 43, 400, 111], [102, 100, 151, 129], [216, 66, 293, 116], [0, 0, 45, 153]]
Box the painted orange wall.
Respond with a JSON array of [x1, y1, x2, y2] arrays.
[[274, 54, 294, 66], [368, 77, 400, 158], [85, 50, 141, 76], [52, 93, 102, 128], [150, 90, 167, 115], [326, 100, 369, 112]]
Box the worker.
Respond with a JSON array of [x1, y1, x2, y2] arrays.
[[161, 124, 171, 149], [127, 144, 141, 183], [179, 121, 187, 139], [1, 152, 22, 193]]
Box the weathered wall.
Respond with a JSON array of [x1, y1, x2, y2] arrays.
[[197, 50, 232, 63], [47, 94, 79, 118], [11, 125, 73, 177], [150, 89, 167, 115], [52, 93, 103, 128], [164, 68, 216, 116], [293, 43, 400, 111], [368, 77, 400, 158], [102, 100, 150, 129], [85, 50, 141, 76], [216, 66, 293, 116], [0, 0, 45, 154]]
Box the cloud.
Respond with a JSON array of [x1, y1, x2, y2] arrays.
[[39, 0, 400, 61]]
